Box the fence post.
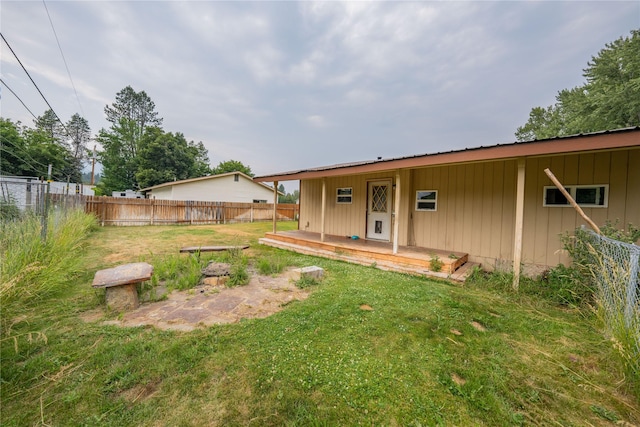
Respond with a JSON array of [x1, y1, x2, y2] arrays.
[[250, 204, 254, 223], [625, 249, 639, 327], [150, 199, 155, 225], [101, 197, 106, 227]]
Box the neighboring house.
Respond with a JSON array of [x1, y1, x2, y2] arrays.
[[254, 127, 639, 279], [141, 172, 278, 203], [112, 189, 144, 199]]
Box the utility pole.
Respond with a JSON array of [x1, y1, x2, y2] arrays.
[[90, 144, 96, 185]]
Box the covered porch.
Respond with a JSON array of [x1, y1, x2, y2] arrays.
[[259, 230, 478, 282]]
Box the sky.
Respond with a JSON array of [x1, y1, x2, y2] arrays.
[[1, 1, 638, 189]]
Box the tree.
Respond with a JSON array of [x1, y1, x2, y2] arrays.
[[135, 127, 210, 189], [66, 114, 91, 161], [0, 118, 78, 180], [104, 86, 162, 146], [34, 109, 66, 146], [97, 86, 163, 194], [0, 118, 26, 176], [211, 160, 253, 177], [516, 30, 640, 141]]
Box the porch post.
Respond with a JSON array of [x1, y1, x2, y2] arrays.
[[393, 170, 401, 254], [273, 180, 278, 234], [321, 178, 326, 242], [513, 158, 526, 290]]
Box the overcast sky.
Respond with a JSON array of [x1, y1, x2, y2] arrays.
[[1, 1, 638, 187]]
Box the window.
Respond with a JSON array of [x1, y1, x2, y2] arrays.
[[336, 187, 353, 204], [415, 190, 437, 211], [234, 173, 239, 182], [253, 199, 267, 204], [543, 185, 608, 208]]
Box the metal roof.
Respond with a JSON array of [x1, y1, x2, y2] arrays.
[[254, 126, 640, 182]]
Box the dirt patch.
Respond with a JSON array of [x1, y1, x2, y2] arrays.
[[86, 268, 309, 331], [470, 321, 487, 332]]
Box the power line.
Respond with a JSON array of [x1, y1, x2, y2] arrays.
[[0, 78, 38, 120], [0, 31, 68, 134], [1, 136, 68, 181], [42, 0, 84, 118]]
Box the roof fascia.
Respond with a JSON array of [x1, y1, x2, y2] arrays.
[[254, 130, 639, 182]]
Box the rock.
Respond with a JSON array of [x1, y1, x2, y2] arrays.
[[202, 262, 231, 277], [202, 276, 230, 286], [105, 283, 139, 311], [289, 266, 324, 282]]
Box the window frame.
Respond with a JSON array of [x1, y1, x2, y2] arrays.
[[415, 190, 438, 212], [542, 184, 609, 208], [336, 187, 353, 204]]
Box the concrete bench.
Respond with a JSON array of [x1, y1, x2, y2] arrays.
[[92, 262, 153, 311], [179, 245, 249, 253]]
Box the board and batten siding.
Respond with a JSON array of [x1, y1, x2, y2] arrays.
[[149, 174, 274, 203], [521, 148, 639, 271], [298, 147, 639, 272], [410, 160, 517, 270], [299, 172, 404, 239]]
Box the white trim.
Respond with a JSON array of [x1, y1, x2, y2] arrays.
[[415, 190, 438, 211], [543, 184, 609, 208]]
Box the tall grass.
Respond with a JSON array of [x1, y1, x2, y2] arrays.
[[0, 209, 97, 322]]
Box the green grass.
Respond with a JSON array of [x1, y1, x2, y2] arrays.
[[1, 220, 638, 425]]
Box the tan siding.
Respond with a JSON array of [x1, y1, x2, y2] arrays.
[[625, 149, 640, 226], [297, 147, 638, 272]]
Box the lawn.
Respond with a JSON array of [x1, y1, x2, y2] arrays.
[[1, 219, 638, 426]]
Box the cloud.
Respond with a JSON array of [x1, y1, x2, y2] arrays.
[[305, 114, 329, 128]]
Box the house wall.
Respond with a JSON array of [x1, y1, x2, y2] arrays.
[[410, 160, 517, 270], [299, 147, 640, 272], [149, 174, 275, 202], [299, 171, 408, 241], [520, 148, 640, 272]]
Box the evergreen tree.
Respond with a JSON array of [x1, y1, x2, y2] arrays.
[[516, 30, 640, 141]]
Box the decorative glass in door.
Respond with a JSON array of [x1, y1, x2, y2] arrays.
[[371, 185, 387, 213]]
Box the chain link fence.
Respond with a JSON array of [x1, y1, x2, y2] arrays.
[[585, 230, 640, 371], [0, 176, 48, 218]]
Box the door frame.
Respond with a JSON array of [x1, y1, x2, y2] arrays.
[[366, 179, 392, 241]]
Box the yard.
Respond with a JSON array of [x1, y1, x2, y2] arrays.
[[1, 218, 638, 425]]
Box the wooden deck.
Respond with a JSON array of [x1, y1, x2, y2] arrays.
[[259, 230, 479, 282]]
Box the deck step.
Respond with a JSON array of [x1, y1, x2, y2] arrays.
[[260, 237, 477, 282], [449, 262, 481, 282]]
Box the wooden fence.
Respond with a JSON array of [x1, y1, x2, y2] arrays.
[[50, 195, 299, 226]]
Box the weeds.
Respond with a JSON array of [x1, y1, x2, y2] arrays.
[[0, 209, 97, 321], [429, 255, 443, 272], [224, 245, 250, 287], [257, 256, 287, 275], [295, 275, 321, 289]]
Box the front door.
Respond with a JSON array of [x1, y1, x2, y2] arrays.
[[366, 180, 392, 241]]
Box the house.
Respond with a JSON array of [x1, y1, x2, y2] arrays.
[[141, 171, 278, 203], [112, 189, 143, 199], [253, 127, 639, 283]]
